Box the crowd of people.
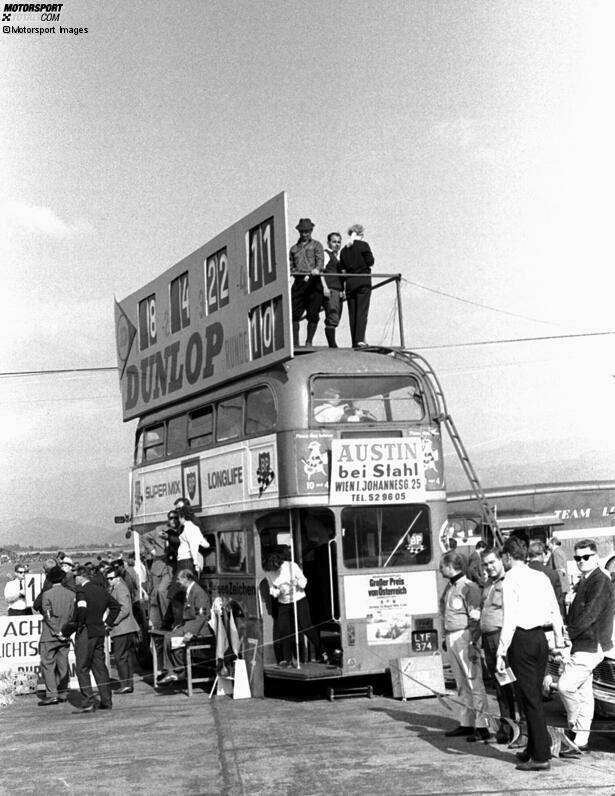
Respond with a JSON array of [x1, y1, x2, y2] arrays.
[[1, 496, 215, 712], [289, 218, 375, 349], [439, 535, 614, 772]]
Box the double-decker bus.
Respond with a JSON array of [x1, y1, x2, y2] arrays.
[[114, 193, 482, 697]]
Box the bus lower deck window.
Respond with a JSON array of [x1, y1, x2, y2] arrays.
[[341, 506, 431, 568]]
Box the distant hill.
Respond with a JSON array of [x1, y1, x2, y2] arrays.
[[0, 516, 127, 548]]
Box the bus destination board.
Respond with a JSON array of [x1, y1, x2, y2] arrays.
[[115, 192, 291, 421]]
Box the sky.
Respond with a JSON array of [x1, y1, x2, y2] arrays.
[[1, 0, 614, 533]]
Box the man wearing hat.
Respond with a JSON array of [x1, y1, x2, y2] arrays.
[[289, 218, 324, 348], [38, 566, 75, 706]]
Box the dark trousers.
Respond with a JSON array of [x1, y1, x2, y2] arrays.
[[112, 633, 136, 689], [74, 629, 112, 708], [507, 627, 551, 762], [482, 630, 517, 725], [274, 598, 321, 663], [39, 639, 70, 699], [291, 277, 323, 323], [346, 283, 371, 346]]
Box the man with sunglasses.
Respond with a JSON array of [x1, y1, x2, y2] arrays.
[[4, 564, 32, 615], [556, 539, 615, 756]]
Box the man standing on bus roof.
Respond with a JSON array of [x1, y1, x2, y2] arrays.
[[321, 232, 344, 348], [439, 551, 491, 742], [556, 538, 615, 757], [289, 218, 324, 348], [496, 536, 565, 771], [339, 224, 374, 348]]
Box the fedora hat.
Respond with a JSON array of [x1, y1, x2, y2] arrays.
[[295, 218, 315, 231]]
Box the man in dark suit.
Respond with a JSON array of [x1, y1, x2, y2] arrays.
[[68, 565, 121, 713], [339, 224, 375, 348], [158, 569, 211, 683], [527, 541, 563, 607]]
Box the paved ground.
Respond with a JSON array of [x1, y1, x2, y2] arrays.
[[2, 674, 615, 796]]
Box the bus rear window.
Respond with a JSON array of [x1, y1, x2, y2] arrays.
[[341, 506, 431, 568], [312, 376, 424, 424]]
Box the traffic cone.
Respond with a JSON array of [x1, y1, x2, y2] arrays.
[[232, 659, 251, 700]]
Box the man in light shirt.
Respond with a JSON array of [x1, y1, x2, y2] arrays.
[[496, 536, 565, 771], [556, 539, 614, 757]]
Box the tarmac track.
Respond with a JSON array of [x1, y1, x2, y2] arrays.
[[2, 677, 615, 796]]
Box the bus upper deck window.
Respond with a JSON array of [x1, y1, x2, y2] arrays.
[[166, 415, 186, 457], [341, 506, 431, 568], [188, 406, 213, 449], [312, 376, 425, 424], [217, 396, 243, 442], [246, 386, 276, 436], [143, 424, 164, 462], [135, 429, 145, 464]]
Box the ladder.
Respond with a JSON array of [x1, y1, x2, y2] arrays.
[[392, 348, 504, 549]]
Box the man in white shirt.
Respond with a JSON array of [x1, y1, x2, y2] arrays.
[[4, 564, 32, 615], [496, 536, 565, 772]]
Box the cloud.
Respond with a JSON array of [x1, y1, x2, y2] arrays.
[[433, 117, 506, 165], [1, 200, 95, 238]]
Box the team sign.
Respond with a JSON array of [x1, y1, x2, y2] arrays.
[[330, 438, 426, 504], [115, 193, 291, 421]]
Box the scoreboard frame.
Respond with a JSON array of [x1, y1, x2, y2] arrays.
[[115, 193, 291, 422]]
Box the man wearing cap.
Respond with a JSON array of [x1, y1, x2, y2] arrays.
[[59, 556, 77, 592], [4, 564, 32, 615], [38, 566, 75, 706], [289, 218, 324, 348]]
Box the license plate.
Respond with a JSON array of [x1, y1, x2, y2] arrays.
[[411, 630, 438, 652]]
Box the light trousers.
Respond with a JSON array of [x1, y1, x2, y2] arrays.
[[558, 648, 604, 746], [447, 628, 489, 728]]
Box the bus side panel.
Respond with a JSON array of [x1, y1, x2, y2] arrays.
[[338, 569, 442, 678]]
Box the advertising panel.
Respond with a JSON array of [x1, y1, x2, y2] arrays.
[[343, 570, 438, 646], [330, 438, 427, 505], [115, 193, 291, 421], [132, 435, 279, 524], [0, 615, 90, 693]]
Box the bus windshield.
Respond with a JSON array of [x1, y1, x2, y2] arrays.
[[341, 505, 431, 568], [312, 375, 424, 424]]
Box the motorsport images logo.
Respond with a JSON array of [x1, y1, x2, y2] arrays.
[[3, 3, 88, 35]]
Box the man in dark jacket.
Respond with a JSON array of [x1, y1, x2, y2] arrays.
[[556, 539, 615, 755], [68, 565, 121, 713], [527, 541, 563, 608], [339, 224, 375, 348]]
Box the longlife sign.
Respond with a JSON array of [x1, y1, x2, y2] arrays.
[[115, 193, 291, 421]]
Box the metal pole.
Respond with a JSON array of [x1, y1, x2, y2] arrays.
[[289, 510, 301, 669], [395, 275, 406, 348]]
